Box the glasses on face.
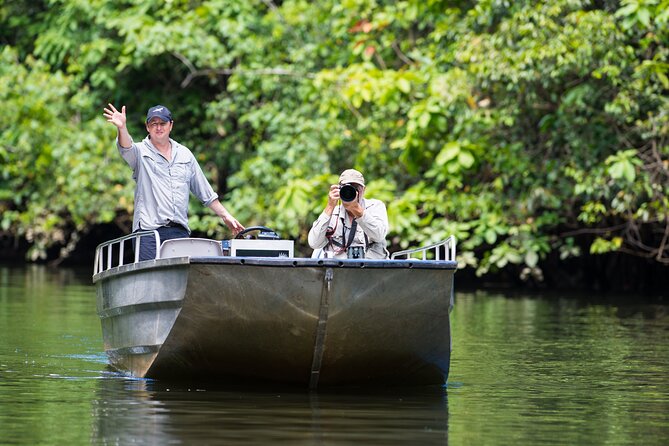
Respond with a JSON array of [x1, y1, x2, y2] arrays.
[[148, 121, 170, 129]]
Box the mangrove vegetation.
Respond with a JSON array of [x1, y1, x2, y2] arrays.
[[1, 0, 668, 291]]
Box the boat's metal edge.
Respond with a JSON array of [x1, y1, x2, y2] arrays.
[[187, 256, 458, 270], [93, 257, 458, 283], [92, 256, 190, 283], [92, 255, 457, 284]]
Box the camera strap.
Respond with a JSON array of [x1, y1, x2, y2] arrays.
[[344, 219, 358, 249], [329, 218, 358, 250]]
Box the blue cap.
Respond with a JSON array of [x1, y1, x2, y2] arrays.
[[146, 105, 172, 123]]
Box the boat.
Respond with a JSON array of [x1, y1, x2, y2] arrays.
[[92, 227, 457, 388]]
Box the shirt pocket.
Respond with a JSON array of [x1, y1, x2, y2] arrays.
[[140, 152, 161, 177], [170, 161, 192, 183]]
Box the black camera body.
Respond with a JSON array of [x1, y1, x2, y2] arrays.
[[339, 183, 358, 202]]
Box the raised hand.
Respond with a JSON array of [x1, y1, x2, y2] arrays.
[[103, 104, 127, 129]]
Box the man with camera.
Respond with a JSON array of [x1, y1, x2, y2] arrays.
[[308, 169, 389, 259]]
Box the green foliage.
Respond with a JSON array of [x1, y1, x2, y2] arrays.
[[0, 0, 668, 278], [0, 47, 132, 260]]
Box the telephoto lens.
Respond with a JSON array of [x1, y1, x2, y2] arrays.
[[339, 184, 358, 202]]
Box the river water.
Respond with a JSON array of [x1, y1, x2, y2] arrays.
[[0, 266, 667, 445]]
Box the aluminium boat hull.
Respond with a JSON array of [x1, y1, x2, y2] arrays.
[[93, 256, 455, 387]]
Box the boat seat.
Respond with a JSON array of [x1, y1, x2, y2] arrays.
[[159, 238, 223, 258]]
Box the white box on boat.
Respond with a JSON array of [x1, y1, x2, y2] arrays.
[[229, 239, 294, 258]]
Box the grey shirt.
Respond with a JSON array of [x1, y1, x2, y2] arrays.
[[117, 136, 218, 233]]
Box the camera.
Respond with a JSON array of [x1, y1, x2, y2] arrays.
[[347, 246, 365, 259], [339, 184, 358, 202]]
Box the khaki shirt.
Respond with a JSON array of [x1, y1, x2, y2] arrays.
[[308, 198, 389, 259]]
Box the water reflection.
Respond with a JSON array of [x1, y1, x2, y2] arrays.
[[448, 292, 669, 445], [3, 266, 668, 445], [92, 377, 449, 445]]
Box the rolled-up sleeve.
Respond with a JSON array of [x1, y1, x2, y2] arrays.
[[189, 161, 218, 206], [308, 211, 333, 249], [116, 138, 138, 171]]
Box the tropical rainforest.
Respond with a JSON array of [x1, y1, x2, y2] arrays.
[[1, 0, 667, 292]]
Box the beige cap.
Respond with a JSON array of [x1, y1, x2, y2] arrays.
[[339, 169, 365, 186]]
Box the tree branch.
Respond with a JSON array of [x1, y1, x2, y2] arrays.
[[392, 41, 413, 66], [172, 52, 314, 88], [656, 217, 669, 262]]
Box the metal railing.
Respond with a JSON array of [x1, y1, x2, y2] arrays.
[[94, 232, 457, 273], [93, 231, 160, 275], [391, 236, 456, 262]]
